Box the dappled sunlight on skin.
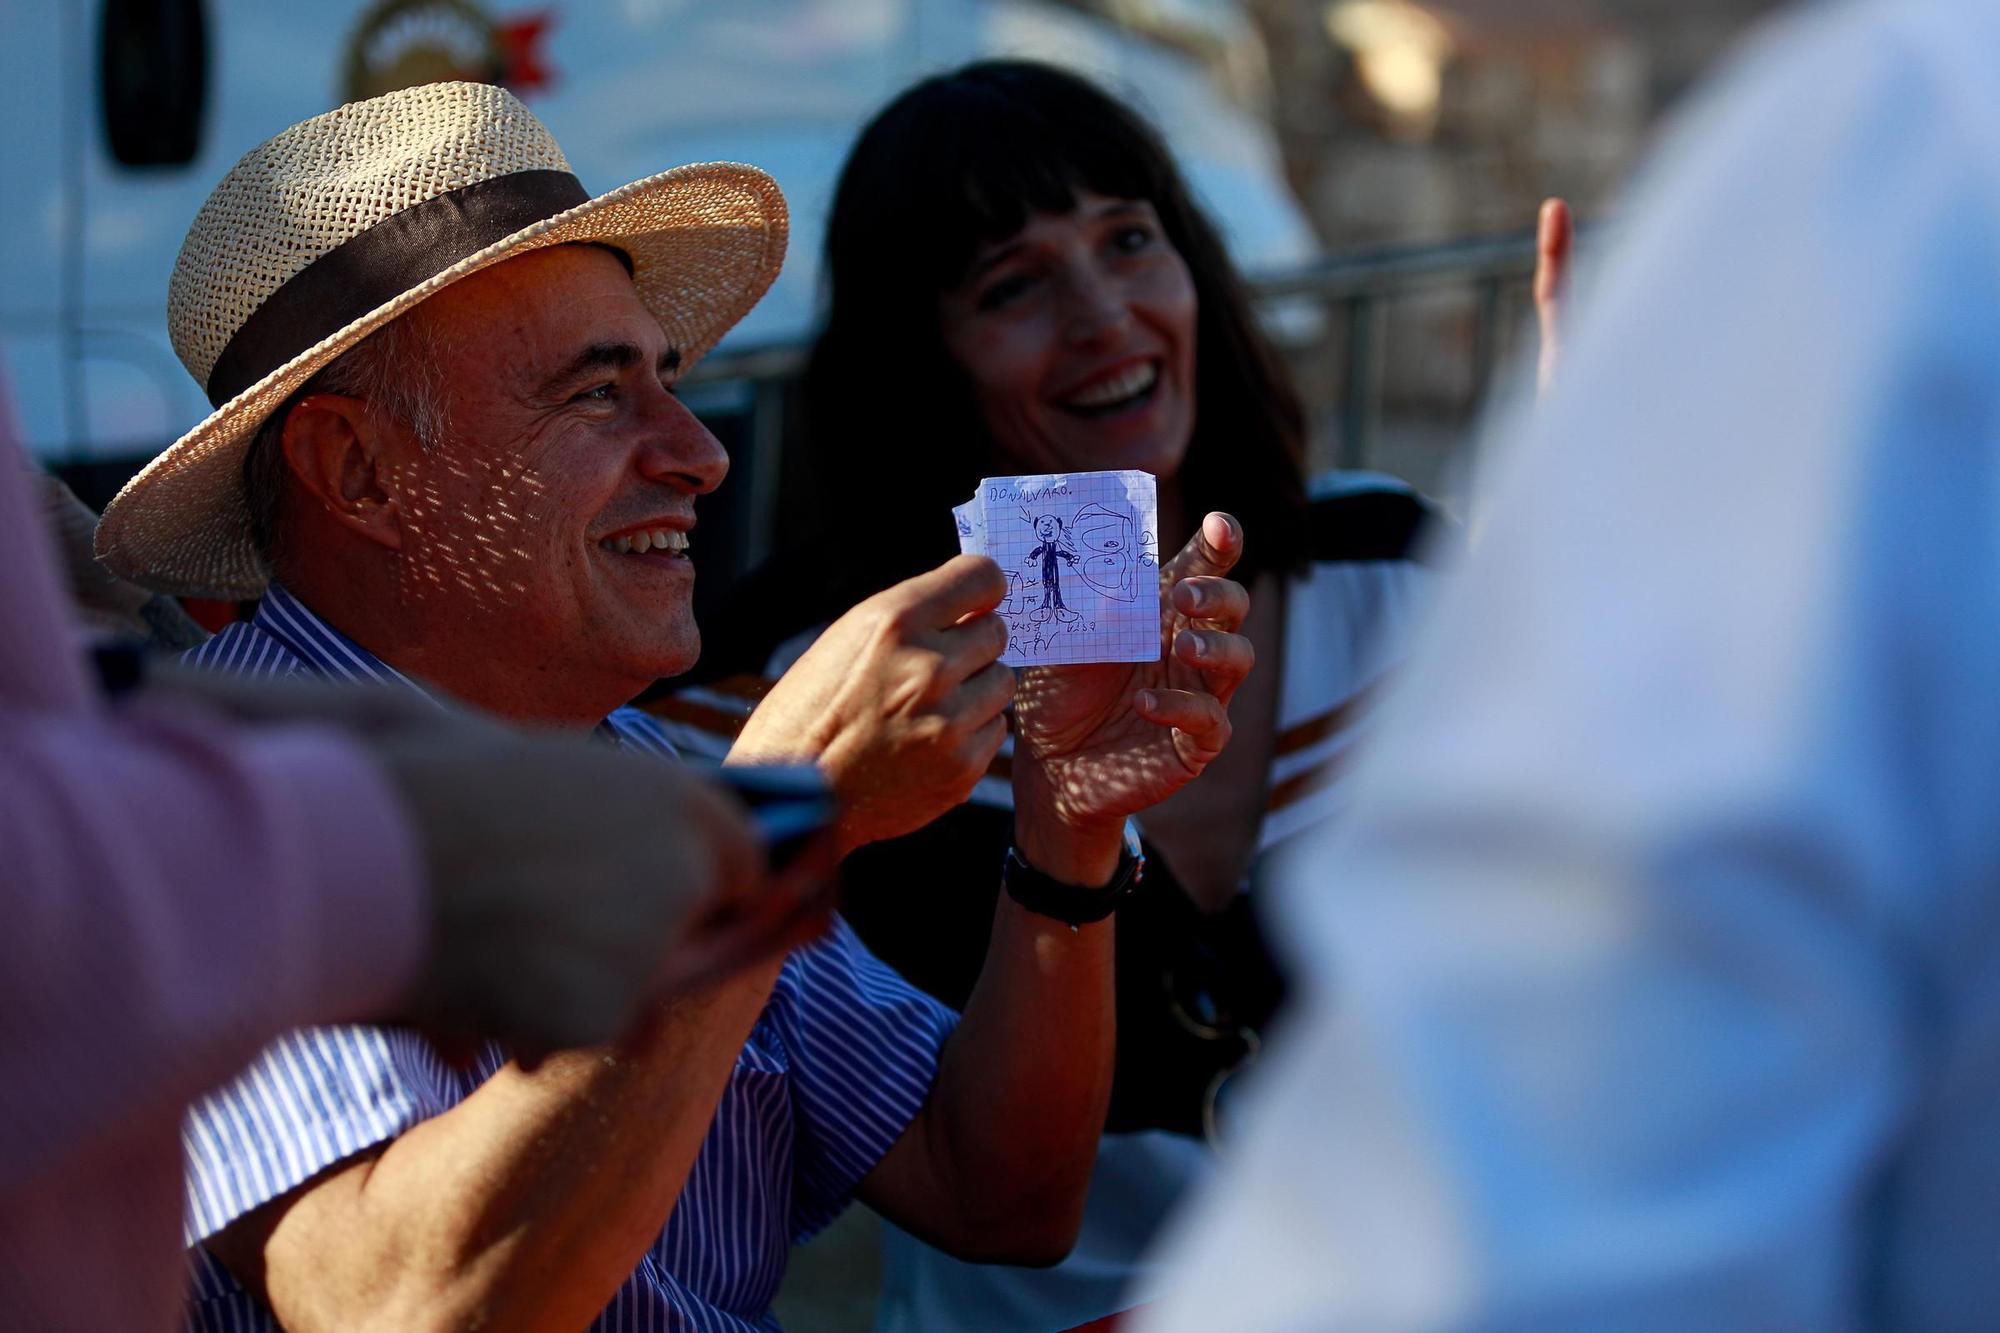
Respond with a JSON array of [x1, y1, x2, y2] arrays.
[[1012, 662, 1182, 826], [727, 555, 1015, 854], [1011, 513, 1251, 829], [327, 247, 718, 709], [390, 443, 554, 616]]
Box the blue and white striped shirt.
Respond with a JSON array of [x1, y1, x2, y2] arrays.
[[178, 587, 957, 1331]]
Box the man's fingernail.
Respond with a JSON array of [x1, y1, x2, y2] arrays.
[[1137, 689, 1157, 711]]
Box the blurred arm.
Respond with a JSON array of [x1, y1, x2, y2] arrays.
[[1144, 7, 2000, 1329], [0, 710, 426, 1193], [0, 428, 427, 1191]]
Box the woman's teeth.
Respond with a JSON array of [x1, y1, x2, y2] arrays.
[[1062, 362, 1159, 412], [602, 528, 690, 555]]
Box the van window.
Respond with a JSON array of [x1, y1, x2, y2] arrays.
[[100, 0, 207, 167]]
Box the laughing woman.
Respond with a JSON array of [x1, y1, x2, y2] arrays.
[[674, 61, 1456, 1331]]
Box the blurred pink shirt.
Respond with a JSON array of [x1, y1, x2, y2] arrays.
[[0, 433, 427, 1327]]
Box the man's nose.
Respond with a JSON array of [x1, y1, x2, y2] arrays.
[[636, 391, 730, 495]]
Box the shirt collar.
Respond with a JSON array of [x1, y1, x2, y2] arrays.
[[254, 584, 431, 692], [253, 584, 674, 755]]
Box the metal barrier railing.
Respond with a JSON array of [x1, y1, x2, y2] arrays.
[[1256, 229, 1547, 470]]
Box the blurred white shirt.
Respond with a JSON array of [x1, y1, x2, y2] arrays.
[[1138, 0, 2000, 1328]]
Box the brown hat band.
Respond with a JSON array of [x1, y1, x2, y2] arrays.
[[204, 168, 590, 406]]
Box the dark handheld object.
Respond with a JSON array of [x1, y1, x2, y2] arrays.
[[713, 764, 837, 872], [92, 640, 150, 698]]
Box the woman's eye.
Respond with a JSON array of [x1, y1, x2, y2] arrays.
[[976, 273, 1037, 312], [1111, 225, 1156, 254]]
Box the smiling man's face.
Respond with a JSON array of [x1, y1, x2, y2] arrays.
[[384, 244, 729, 698]]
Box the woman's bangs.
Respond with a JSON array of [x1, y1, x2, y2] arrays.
[[916, 97, 1164, 286]]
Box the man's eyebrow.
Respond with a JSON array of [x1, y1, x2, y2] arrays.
[[533, 342, 642, 397], [533, 341, 681, 397]]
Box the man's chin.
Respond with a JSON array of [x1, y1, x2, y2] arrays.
[[635, 625, 702, 687]]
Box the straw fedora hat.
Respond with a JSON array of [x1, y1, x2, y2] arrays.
[[96, 80, 788, 598]]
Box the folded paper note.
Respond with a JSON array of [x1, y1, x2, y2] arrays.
[[954, 469, 1160, 667]]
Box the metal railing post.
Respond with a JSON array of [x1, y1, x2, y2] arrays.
[[1469, 274, 1504, 407], [1339, 295, 1383, 471]]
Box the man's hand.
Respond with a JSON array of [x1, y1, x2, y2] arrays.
[[137, 667, 784, 1059], [727, 554, 1014, 852], [1012, 512, 1253, 840], [1535, 196, 1574, 395]]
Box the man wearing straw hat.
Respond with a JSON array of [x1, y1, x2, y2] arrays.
[[96, 83, 1254, 1330]]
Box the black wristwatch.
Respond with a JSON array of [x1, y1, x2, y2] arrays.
[[1002, 821, 1146, 927]]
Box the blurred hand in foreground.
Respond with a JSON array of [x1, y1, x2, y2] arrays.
[[726, 553, 1013, 852], [1012, 512, 1253, 834], [143, 666, 793, 1061]]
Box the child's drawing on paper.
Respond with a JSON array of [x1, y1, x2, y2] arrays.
[[954, 469, 1161, 668], [1071, 503, 1144, 602], [998, 571, 1026, 618], [1023, 513, 1081, 624]]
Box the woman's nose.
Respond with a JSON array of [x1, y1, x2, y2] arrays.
[[1060, 268, 1132, 345]]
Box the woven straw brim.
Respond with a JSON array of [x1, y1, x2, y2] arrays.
[[96, 162, 787, 599]]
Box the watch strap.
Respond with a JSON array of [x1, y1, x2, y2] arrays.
[[1002, 821, 1146, 926]]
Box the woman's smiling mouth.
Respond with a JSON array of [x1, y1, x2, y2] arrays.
[[1057, 360, 1161, 417]]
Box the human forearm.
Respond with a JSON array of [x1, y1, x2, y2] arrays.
[[863, 810, 1116, 1264], [849, 518, 1248, 1260], [1012, 773, 1125, 885], [224, 961, 781, 1332]]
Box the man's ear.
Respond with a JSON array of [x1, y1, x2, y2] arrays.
[[280, 394, 407, 552]]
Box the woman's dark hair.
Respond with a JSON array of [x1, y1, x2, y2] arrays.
[[797, 59, 1311, 611]]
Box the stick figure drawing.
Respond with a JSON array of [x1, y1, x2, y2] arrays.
[[1024, 512, 1082, 624], [954, 470, 1162, 667]]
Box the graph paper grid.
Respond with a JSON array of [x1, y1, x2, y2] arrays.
[[953, 469, 1160, 667]]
